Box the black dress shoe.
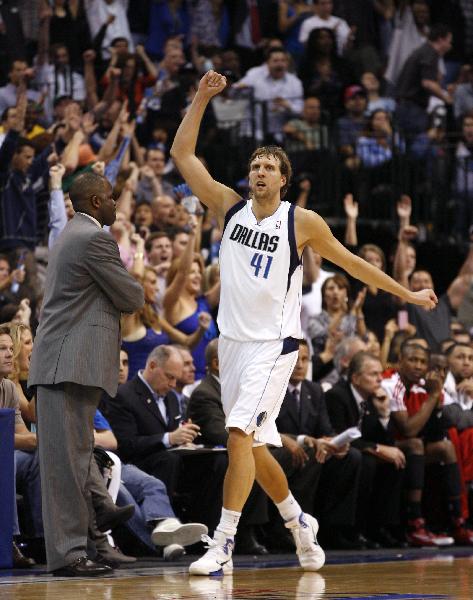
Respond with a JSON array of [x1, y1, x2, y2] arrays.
[[372, 527, 402, 548], [327, 531, 364, 550], [235, 527, 269, 555], [13, 542, 36, 568], [95, 503, 135, 532], [52, 557, 114, 577]]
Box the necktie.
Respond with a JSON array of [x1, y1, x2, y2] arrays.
[[292, 388, 302, 425], [357, 400, 367, 429], [154, 394, 167, 424]]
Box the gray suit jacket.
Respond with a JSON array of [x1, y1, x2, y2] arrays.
[[28, 213, 144, 396]]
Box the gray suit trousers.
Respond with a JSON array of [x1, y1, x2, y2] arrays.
[[36, 383, 101, 571]]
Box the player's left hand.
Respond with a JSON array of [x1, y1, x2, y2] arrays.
[[408, 288, 438, 310]]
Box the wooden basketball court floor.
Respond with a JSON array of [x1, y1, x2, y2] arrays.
[[2, 548, 473, 600]]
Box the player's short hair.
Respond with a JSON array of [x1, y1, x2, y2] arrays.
[[248, 146, 292, 198]]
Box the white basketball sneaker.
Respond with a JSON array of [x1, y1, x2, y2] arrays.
[[188, 531, 234, 576], [286, 513, 325, 571]]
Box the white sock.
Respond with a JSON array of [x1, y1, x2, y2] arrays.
[[276, 492, 302, 526], [215, 507, 241, 537]]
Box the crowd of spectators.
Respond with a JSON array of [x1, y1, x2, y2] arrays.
[[4, 0, 473, 567]]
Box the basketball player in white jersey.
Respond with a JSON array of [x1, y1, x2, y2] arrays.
[[171, 71, 437, 576]]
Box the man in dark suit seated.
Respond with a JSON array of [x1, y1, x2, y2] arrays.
[[325, 351, 406, 548], [188, 338, 320, 554], [276, 339, 362, 549], [105, 345, 226, 533]]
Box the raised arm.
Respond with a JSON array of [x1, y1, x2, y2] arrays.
[[297, 208, 437, 309], [170, 70, 241, 224]]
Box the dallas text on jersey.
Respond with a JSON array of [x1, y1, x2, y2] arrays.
[[229, 224, 280, 253]]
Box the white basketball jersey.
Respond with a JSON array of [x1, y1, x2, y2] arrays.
[[218, 199, 303, 341]]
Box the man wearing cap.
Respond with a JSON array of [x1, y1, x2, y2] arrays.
[[336, 85, 368, 152]]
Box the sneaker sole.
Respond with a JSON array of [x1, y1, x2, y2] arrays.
[[152, 523, 208, 547], [189, 560, 233, 576]]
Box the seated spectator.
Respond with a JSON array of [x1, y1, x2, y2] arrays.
[[361, 72, 396, 115], [336, 85, 367, 155], [283, 96, 328, 154], [396, 25, 453, 137], [163, 220, 218, 380], [171, 346, 197, 415], [325, 351, 406, 548], [356, 109, 405, 168], [382, 342, 473, 544], [104, 345, 226, 532], [276, 340, 362, 549], [94, 408, 207, 561], [236, 48, 304, 143], [0, 323, 39, 567], [298, 0, 351, 56]]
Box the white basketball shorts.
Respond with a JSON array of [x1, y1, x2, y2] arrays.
[[218, 335, 299, 446]]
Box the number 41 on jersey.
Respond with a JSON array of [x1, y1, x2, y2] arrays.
[[250, 253, 273, 279]]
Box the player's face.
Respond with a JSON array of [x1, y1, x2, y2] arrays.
[[249, 154, 286, 202], [186, 261, 202, 296], [352, 358, 383, 397], [0, 334, 14, 377], [448, 345, 473, 381], [399, 348, 429, 384]]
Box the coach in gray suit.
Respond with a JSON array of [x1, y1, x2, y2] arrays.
[[28, 171, 144, 576]]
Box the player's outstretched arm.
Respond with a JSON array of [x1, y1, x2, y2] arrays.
[[170, 70, 241, 222], [297, 209, 438, 310]]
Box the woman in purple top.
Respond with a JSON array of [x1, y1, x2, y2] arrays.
[[163, 221, 219, 380], [122, 267, 211, 379]]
